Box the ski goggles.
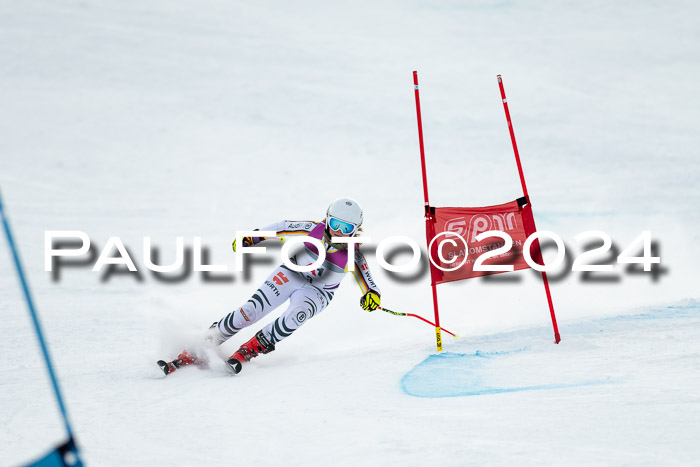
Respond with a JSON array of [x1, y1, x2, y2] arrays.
[[327, 217, 359, 235]]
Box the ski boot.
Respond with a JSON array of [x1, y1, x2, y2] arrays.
[[226, 331, 275, 374], [157, 349, 208, 376]]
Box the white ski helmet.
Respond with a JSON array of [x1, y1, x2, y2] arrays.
[[326, 197, 363, 234]]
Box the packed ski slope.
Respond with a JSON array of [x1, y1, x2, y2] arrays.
[[1, 1, 699, 465]]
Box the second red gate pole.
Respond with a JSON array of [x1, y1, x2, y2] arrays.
[[413, 71, 443, 352]]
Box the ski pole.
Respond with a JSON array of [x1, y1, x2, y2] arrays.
[[379, 307, 459, 338]]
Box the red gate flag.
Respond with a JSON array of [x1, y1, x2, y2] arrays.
[[428, 197, 537, 284]]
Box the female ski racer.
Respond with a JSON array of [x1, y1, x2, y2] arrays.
[[158, 197, 382, 375]]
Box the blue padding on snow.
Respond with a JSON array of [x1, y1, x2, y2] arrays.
[[400, 304, 699, 399], [401, 349, 598, 398], [26, 449, 65, 467], [24, 438, 83, 467]]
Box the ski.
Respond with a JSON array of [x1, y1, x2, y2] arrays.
[[156, 359, 178, 375], [159, 331, 273, 376], [225, 357, 243, 374], [156, 350, 208, 376]]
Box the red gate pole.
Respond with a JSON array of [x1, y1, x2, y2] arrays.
[[413, 71, 443, 351], [497, 75, 561, 344]]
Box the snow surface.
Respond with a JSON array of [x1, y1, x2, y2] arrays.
[[1, 0, 699, 465]]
